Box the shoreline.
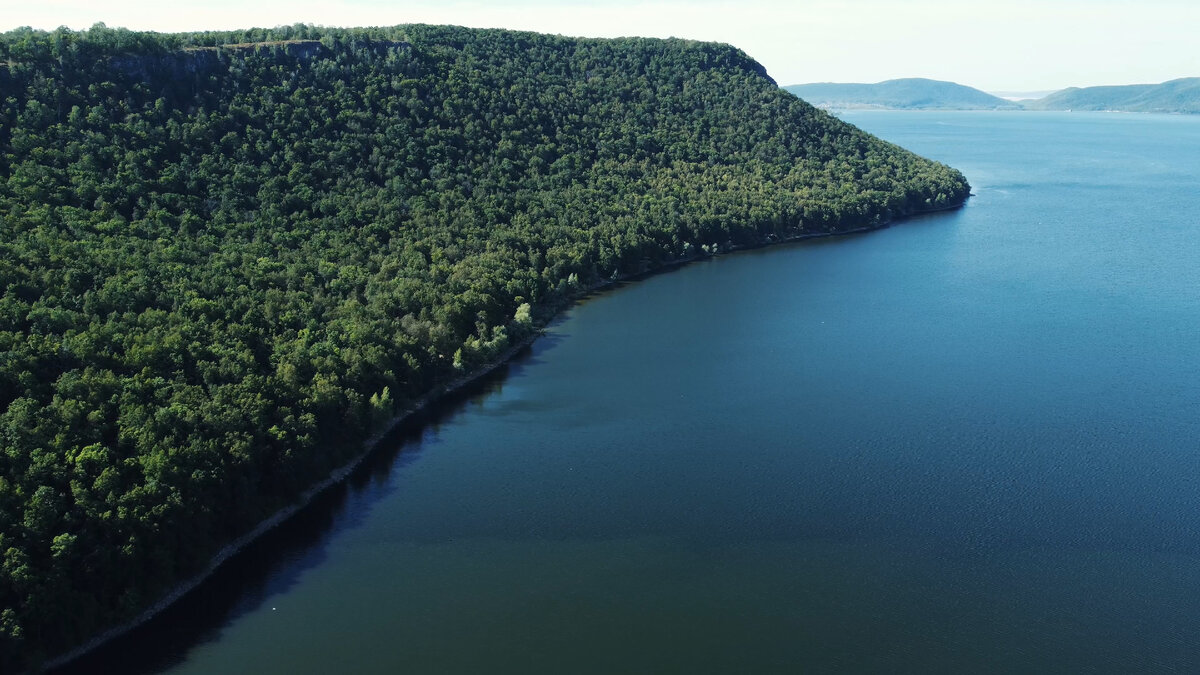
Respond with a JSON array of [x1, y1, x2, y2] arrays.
[[40, 198, 966, 672]]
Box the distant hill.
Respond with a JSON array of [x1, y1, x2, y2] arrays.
[[784, 78, 1022, 110], [1023, 78, 1200, 113]]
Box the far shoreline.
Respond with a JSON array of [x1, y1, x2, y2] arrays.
[[825, 107, 1197, 115]]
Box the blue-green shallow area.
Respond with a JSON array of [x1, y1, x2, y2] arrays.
[[61, 112, 1200, 673]]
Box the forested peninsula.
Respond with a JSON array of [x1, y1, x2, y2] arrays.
[[0, 23, 969, 670]]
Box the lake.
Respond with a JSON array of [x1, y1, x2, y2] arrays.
[[61, 111, 1200, 673]]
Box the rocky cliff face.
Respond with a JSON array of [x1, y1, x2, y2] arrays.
[[108, 41, 325, 81], [107, 40, 409, 81]]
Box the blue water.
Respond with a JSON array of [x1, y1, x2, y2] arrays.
[[66, 111, 1200, 673]]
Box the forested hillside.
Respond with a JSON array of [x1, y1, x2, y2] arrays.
[[0, 23, 969, 669]]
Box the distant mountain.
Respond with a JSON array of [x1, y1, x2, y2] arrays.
[[1023, 78, 1200, 113], [784, 78, 1021, 110]]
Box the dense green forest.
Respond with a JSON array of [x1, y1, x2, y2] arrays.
[[0, 22, 968, 669]]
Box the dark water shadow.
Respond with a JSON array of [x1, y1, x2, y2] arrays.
[[51, 344, 540, 675]]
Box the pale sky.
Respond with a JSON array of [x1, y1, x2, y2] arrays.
[[2, 0, 1197, 91]]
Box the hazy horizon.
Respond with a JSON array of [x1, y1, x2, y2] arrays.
[[3, 0, 1197, 91]]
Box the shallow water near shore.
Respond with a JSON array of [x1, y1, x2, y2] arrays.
[[61, 111, 1200, 673]]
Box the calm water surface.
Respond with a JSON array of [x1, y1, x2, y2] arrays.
[[66, 112, 1200, 673]]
